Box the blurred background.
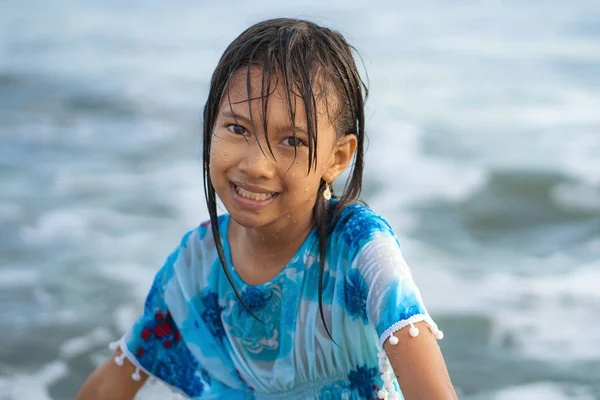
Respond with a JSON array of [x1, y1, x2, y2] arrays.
[[1, 0, 600, 399]]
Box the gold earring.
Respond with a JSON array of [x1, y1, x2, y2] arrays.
[[323, 182, 332, 200]]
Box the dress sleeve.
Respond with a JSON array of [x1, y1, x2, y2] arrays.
[[110, 230, 210, 398], [353, 228, 444, 348]]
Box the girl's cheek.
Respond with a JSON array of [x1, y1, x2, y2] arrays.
[[211, 131, 227, 147], [211, 134, 235, 158]]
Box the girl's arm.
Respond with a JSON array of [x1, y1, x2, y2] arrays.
[[75, 348, 148, 400], [385, 321, 457, 400]]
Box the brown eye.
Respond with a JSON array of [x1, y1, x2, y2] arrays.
[[282, 136, 306, 147], [228, 124, 247, 135]]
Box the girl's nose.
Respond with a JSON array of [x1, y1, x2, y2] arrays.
[[238, 139, 277, 180]]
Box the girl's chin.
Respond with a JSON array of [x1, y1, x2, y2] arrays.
[[229, 213, 272, 230]]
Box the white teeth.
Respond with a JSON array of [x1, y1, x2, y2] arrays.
[[235, 185, 274, 201]]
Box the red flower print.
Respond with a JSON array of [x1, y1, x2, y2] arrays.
[[141, 328, 152, 341], [161, 321, 172, 335], [153, 325, 166, 338]]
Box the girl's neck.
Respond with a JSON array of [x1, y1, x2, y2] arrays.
[[228, 207, 315, 270]]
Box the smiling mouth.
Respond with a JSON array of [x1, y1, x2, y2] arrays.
[[232, 183, 279, 202]]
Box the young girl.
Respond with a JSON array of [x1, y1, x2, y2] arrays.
[[76, 18, 457, 400]]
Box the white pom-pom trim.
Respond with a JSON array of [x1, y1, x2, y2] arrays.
[[114, 353, 126, 367], [379, 314, 443, 347], [131, 368, 141, 381], [376, 317, 444, 399], [376, 347, 400, 399], [382, 373, 392, 384], [409, 323, 419, 337]]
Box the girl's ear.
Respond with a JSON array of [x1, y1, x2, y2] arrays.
[[325, 134, 358, 181]]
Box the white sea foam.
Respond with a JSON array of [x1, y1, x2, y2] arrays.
[[19, 209, 89, 243], [0, 361, 68, 400], [432, 36, 600, 62], [492, 262, 600, 362], [481, 381, 595, 400], [411, 245, 600, 363], [59, 327, 113, 359], [560, 131, 600, 186], [101, 262, 157, 301], [0, 268, 39, 287], [113, 304, 142, 334], [52, 169, 141, 196], [365, 120, 488, 217]]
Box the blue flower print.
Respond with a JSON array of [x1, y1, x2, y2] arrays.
[[375, 279, 427, 337], [342, 268, 369, 324], [318, 380, 350, 399], [337, 205, 394, 252], [303, 259, 337, 304], [144, 283, 162, 312], [133, 309, 206, 397], [238, 287, 274, 316], [174, 355, 208, 394], [223, 278, 300, 362], [200, 290, 226, 343], [348, 364, 379, 399], [144, 262, 174, 312]]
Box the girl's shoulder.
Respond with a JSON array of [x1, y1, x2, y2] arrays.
[[173, 214, 229, 264], [189, 214, 229, 240], [194, 214, 227, 242], [330, 202, 398, 254], [334, 202, 395, 235], [163, 215, 228, 290]]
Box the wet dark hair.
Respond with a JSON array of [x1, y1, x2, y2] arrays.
[[202, 18, 368, 340]]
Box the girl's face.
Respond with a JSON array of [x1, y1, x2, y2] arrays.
[[209, 67, 350, 230]]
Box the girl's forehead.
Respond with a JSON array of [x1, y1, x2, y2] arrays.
[[220, 66, 330, 121], [224, 68, 291, 107], [224, 68, 287, 106]]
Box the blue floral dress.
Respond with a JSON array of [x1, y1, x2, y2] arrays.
[[112, 203, 442, 399]]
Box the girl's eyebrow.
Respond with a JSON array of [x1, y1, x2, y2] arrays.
[[221, 110, 253, 126], [221, 110, 309, 135], [274, 123, 308, 136]]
